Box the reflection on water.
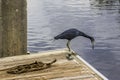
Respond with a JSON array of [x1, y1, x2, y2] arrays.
[[27, 0, 120, 80]]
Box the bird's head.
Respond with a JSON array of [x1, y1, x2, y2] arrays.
[[90, 37, 95, 50], [80, 32, 95, 50]]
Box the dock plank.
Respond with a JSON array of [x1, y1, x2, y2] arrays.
[[0, 49, 106, 80]]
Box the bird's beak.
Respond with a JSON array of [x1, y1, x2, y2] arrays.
[[49, 38, 55, 42], [53, 39, 55, 42], [91, 41, 95, 50]]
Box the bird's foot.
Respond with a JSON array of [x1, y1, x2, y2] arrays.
[[71, 51, 76, 56], [68, 51, 76, 56], [66, 53, 74, 60]]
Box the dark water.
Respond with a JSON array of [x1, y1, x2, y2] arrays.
[[27, 0, 120, 80]]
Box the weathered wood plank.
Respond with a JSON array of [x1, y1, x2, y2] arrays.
[[0, 49, 106, 80], [0, 0, 2, 57], [0, 0, 27, 57]]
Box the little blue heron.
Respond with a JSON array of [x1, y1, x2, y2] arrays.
[[54, 28, 95, 59]]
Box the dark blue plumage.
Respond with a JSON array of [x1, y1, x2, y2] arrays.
[[54, 29, 81, 40], [55, 28, 94, 42], [54, 28, 95, 60]]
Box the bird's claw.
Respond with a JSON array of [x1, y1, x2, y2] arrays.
[[66, 54, 74, 60]]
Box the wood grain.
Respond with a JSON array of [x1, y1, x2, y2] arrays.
[[0, 0, 27, 57], [0, 49, 103, 80]]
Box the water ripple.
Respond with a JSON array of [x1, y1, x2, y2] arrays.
[[28, 0, 120, 79]]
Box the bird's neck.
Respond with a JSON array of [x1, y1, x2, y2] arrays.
[[82, 34, 92, 40]]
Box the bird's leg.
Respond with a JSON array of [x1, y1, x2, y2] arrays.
[[67, 40, 71, 52], [66, 40, 75, 53], [66, 40, 73, 60]]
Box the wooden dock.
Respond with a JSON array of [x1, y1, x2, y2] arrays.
[[0, 49, 108, 80]]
